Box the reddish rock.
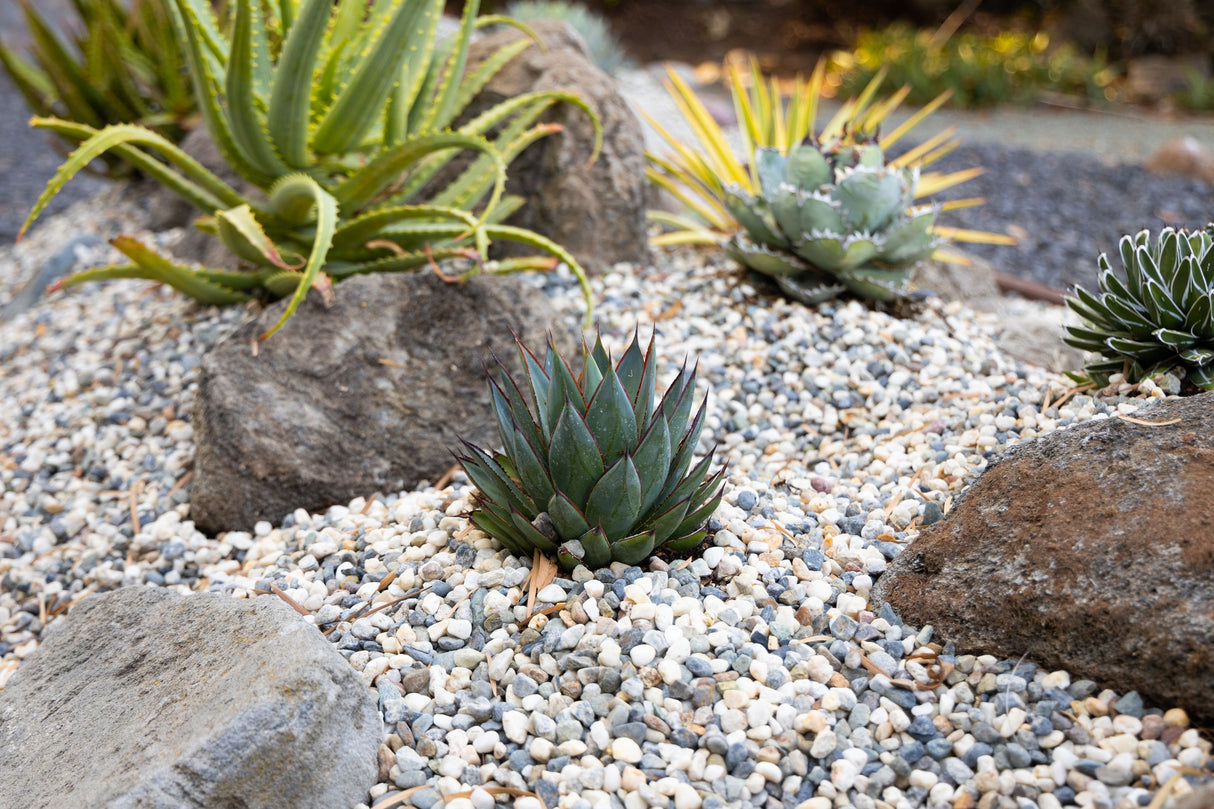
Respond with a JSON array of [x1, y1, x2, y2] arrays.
[[871, 392, 1214, 723], [1145, 136, 1214, 185]]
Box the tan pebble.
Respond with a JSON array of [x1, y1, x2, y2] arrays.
[[1141, 714, 1165, 740], [952, 792, 976, 809], [1083, 696, 1109, 717], [1163, 708, 1190, 728], [828, 672, 850, 689], [756, 746, 781, 764]]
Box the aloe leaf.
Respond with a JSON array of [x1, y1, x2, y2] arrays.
[[21, 0, 105, 128], [417, 0, 480, 136], [548, 404, 604, 510], [258, 175, 338, 341], [313, 0, 444, 155], [21, 122, 243, 240], [383, 0, 444, 145], [32, 118, 243, 215], [331, 204, 478, 251], [53, 235, 251, 305], [215, 205, 302, 269], [440, 37, 533, 133], [226, 0, 289, 177], [483, 224, 593, 326], [333, 132, 503, 213], [0, 41, 56, 119], [267, 0, 330, 167]]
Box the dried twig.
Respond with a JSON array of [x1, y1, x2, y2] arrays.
[[270, 582, 310, 617], [1117, 414, 1181, 427]]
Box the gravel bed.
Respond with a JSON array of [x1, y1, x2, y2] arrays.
[[1, 189, 1212, 809], [928, 142, 1214, 293]]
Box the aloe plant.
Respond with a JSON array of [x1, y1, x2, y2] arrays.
[[0, 0, 199, 177], [644, 55, 1014, 304], [21, 0, 602, 340]]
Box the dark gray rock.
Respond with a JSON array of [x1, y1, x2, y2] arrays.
[[460, 19, 649, 274], [0, 586, 380, 809], [872, 392, 1214, 723], [189, 271, 575, 532]]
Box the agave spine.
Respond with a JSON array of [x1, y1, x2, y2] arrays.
[[1064, 226, 1214, 391], [457, 333, 724, 571]]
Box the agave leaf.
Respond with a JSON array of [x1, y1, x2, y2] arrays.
[[583, 364, 637, 464], [613, 335, 647, 420], [632, 416, 672, 515], [723, 187, 786, 249], [1158, 228, 1180, 278], [754, 147, 787, 197], [547, 491, 591, 542], [1101, 294, 1157, 335], [773, 273, 847, 304], [470, 509, 529, 554], [1106, 336, 1171, 363], [1187, 292, 1214, 339], [508, 508, 559, 553], [611, 531, 657, 567], [833, 168, 906, 231], [784, 144, 832, 189], [516, 341, 552, 434], [840, 267, 912, 302], [548, 404, 604, 509], [658, 365, 698, 462], [1170, 255, 1196, 308], [643, 497, 689, 547], [653, 451, 716, 525], [726, 237, 810, 278], [794, 234, 879, 273], [583, 455, 641, 540], [1180, 346, 1214, 367], [507, 425, 556, 509], [1141, 278, 1186, 331], [572, 527, 612, 570], [662, 530, 708, 554], [458, 441, 536, 514], [1189, 363, 1214, 390], [547, 348, 585, 429], [1153, 327, 1198, 350], [879, 209, 938, 265], [658, 403, 709, 505]]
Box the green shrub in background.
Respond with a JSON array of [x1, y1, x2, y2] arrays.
[[457, 332, 724, 571], [1175, 70, 1214, 113], [644, 56, 1013, 306], [1064, 227, 1214, 392], [22, 0, 601, 341], [828, 23, 1118, 108], [505, 0, 632, 74], [0, 0, 201, 178]]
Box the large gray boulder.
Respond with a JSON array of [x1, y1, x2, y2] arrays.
[[459, 19, 649, 274], [0, 587, 381, 809], [189, 271, 575, 533], [871, 392, 1214, 722]]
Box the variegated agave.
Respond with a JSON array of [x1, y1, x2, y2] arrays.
[[457, 333, 724, 571], [21, 0, 600, 340], [644, 55, 1013, 305], [724, 139, 939, 303], [1064, 226, 1214, 392]]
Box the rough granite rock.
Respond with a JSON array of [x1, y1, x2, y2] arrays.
[[871, 392, 1214, 722], [459, 19, 649, 274], [0, 587, 381, 809], [189, 271, 575, 533]]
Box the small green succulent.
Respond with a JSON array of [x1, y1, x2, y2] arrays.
[[724, 139, 940, 304], [0, 0, 200, 178], [457, 333, 724, 571], [1064, 226, 1214, 392], [22, 0, 600, 340]]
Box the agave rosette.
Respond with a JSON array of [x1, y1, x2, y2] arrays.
[[643, 55, 1013, 304], [21, 0, 602, 339], [1064, 226, 1214, 391], [457, 333, 724, 571]]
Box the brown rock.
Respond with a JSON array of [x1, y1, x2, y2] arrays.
[[871, 392, 1214, 723], [1145, 135, 1214, 185], [1173, 783, 1214, 809], [188, 271, 575, 533], [459, 19, 649, 274]]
